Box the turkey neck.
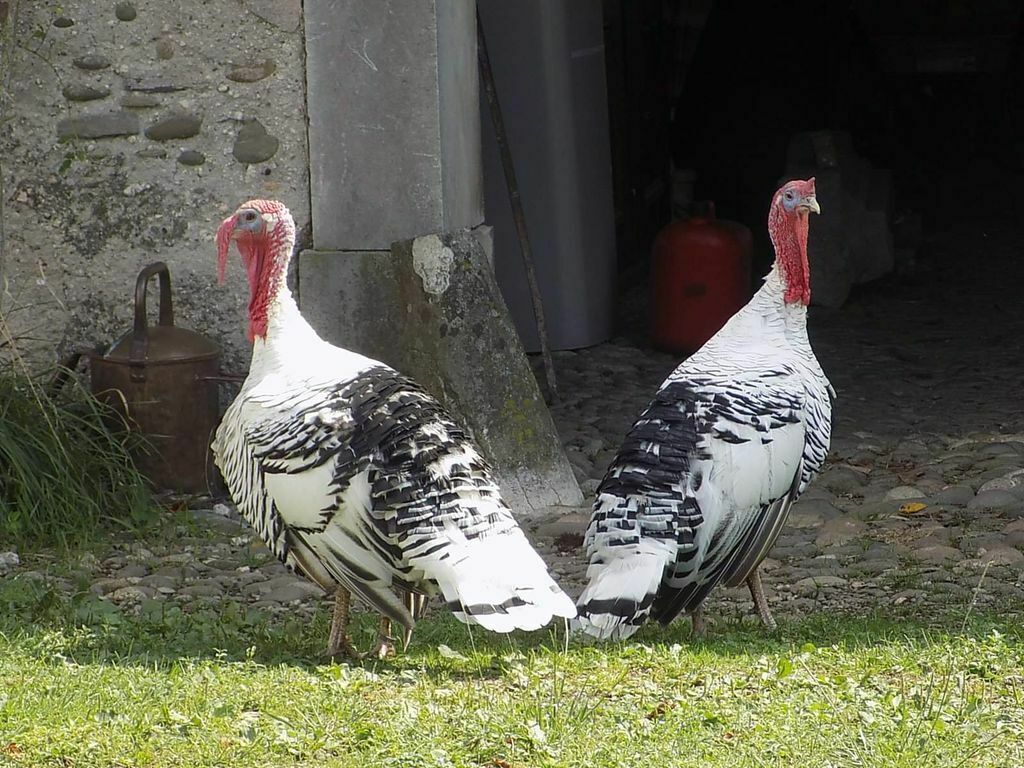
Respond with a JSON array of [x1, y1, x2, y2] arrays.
[[767, 205, 811, 306], [248, 237, 325, 378]]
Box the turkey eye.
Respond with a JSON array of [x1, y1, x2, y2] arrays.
[[784, 191, 794, 200], [242, 211, 257, 223]]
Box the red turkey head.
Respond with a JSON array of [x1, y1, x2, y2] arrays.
[[216, 199, 295, 340], [767, 178, 820, 306]]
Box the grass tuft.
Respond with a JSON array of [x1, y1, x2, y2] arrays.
[[0, 332, 153, 550]]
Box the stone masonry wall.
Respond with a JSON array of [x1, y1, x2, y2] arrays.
[[0, 0, 308, 371]]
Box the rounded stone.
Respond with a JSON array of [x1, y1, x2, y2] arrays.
[[979, 469, 1024, 498], [976, 547, 1024, 567], [53, 17, 75, 28], [73, 54, 111, 71], [232, 119, 279, 164], [0, 551, 20, 575], [62, 84, 110, 102], [910, 544, 962, 564], [819, 465, 869, 494], [90, 577, 130, 595], [137, 148, 167, 159], [884, 485, 926, 501], [793, 575, 848, 595], [57, 111, 139, 139], [814, 517, 865, 547], [178, 582, 224, 598], [121, 93, 159, 109], [111, 586, 156, 604], [177, 149, 205, 166], [155, 37, 175, 60], [144, 113, 202, 141], [967, 489, 1021, 511], [227, 59, 277, 83], [115, 2, 137, 21], [933, 484, 975, 506], [116, 563, 148, 579], [265, 583, 323, 603]]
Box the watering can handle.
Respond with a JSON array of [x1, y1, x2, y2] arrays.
[[130, 262, 174, 363]]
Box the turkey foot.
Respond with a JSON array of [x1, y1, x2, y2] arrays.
[[326, 589, 396, 660], [746, 569, 777, 631]]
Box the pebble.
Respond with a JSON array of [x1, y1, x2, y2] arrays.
[[978, 469, 1024, 498], [911, 545, 963, 564], [968, 489, 1021, 511], [788, 498, 841, 528], [111, 586, 155, 605], [933, 484, 976, 505], [177, 150, 206, 166], [884, 485, 926, 501], [139, 574, 177, 591], [72, 54, 111, 71], [121, 93, 160, 109], [819, 465, 869, 494], [793, 576, 848, 595], [0, 552, 20, 575], [90, 578, 129, 595], [116, 564, 148, 579], [814, 518, 865, 547], [145, 113, 202, 141], [264, 583, 324, 603], [233, 119, 280, 163], [227, 60, 277, 83], [976, 547, 1024, 567], [57, 112, 139, 140], [62, 84, 110, 102], [155, 36, 175, 60], [115, 2, 137, 21]]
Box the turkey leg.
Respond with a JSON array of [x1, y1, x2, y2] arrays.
[[746, 569, 777, 630], [326, 588, 396, 660]]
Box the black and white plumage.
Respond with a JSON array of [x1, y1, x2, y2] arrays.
[[213, 200, 575, 656], [576, 178, 833, 640]]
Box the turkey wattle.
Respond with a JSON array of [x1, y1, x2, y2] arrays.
[[576, 178, 834, 640], [213, 199, 576, 658]]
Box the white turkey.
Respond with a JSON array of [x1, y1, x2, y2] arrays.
[[575, 178, 833, 640], [213, 199, 575, 658]]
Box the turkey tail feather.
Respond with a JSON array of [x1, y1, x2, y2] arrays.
[[415, 530, 575, 633], [574, 543, 673, 641]]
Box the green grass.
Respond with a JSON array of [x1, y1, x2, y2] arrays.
[[1, 575, 1022, 767], [0, 356, 154, 550]]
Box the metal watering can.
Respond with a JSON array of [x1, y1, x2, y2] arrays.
[[87, 262, 224, 494]]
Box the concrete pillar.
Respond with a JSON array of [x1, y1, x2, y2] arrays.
[[300, 0, 583, 516], [304, 0, 482, 248]]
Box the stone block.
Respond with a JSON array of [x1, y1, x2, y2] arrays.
[[298, 227, 583, 518], [304, 0, 483, 250]]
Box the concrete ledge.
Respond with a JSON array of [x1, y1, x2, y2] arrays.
[[298, 227, 583, 518]]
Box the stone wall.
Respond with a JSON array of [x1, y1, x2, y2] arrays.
[[0, 0, 309, 371]]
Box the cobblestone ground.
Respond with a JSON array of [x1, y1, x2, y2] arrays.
[[5, 188, 1024, 635]]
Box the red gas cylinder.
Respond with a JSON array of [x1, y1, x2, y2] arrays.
[[650, 202, 752, 353]]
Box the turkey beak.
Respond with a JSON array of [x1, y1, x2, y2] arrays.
[[799, 195, 821, 215]]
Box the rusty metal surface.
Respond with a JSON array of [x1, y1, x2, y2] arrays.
[[88, 262, 222, 494]]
